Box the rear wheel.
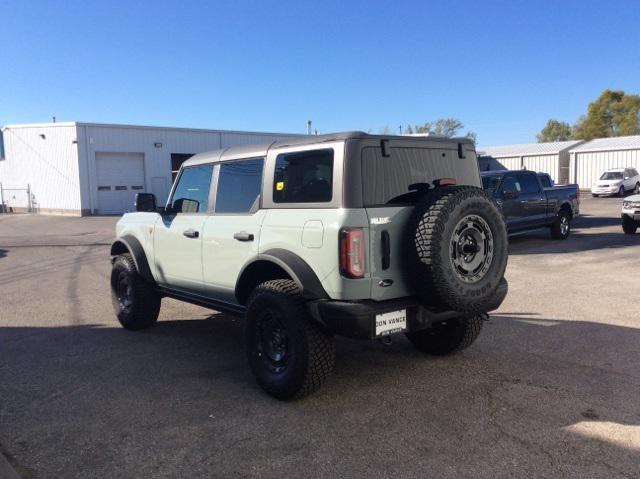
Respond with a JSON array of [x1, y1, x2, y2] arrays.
[[550, 209, 571, 240], [245, 279, 335, 400], [622, 216, 638, 235], [406, 315, 484, 355], [110, 254, 161, 330]]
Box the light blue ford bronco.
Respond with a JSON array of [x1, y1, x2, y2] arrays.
[[110, 132, 509, 399]]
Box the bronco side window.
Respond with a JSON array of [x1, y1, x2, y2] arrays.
[[169, 164, 214, 213], [215, 158, 264, 213], [273, 149, 333, 203]]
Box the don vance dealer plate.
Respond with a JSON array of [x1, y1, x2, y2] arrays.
[[375, 309, 407, 336]]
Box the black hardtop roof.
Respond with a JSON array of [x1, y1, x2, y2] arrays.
[[184, 131, 475, 166]]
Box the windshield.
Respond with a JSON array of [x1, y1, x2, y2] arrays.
[[482, 175, 503, 193], [600, 172, 623, 180]]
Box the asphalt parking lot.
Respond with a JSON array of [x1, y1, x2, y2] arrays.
[[1, 196, 639, 478]]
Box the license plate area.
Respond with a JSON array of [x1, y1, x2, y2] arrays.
[[375, 309, 407, 336]]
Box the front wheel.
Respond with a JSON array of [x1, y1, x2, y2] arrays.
[[622, 216, 638, 235], [406, 315, 484, 355], [245, 279, 335, 400], [550, 210, 571, 240], [592, 194, 599, 198], [110, 254, 161, 330], [635, 183, 640, 195], [619, 186, 625, 197]]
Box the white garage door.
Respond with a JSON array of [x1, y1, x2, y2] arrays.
[[96, 153, 146, 214]]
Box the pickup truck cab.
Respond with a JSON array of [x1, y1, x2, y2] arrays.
[[481, 170, 580, 240], [110, 132, 509, 399]]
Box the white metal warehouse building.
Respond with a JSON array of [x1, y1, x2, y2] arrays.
[[478, 140, 584, 184], [0, 122, 300, 215], [569, 135, 640, 189]]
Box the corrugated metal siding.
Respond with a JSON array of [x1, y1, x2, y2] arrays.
[[572, 149, 640, 189], [497, 156, 522, 170], [0, 125, 81, 212], [521, 155, 560, 182]]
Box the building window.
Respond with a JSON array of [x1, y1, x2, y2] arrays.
[[215, 159, 264, 213], [171, 153, 195, 181]]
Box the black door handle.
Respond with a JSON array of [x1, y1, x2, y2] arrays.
[[233, 231, 254, 242], [183, 229, 199, 238]]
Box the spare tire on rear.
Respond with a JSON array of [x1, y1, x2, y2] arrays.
[[407, 185, 508, 313]]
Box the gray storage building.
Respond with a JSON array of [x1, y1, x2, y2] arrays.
[[569, 135, 640, 189], [479, 140, 584, 184], [0, 122, 301, 215]]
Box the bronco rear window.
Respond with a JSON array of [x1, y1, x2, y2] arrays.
[[273, 149, 333, 203], [361, 146, 480, 206]]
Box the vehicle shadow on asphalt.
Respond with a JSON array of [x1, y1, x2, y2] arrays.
[[1, 313, 639, 476], [0, 249, 7, 259]]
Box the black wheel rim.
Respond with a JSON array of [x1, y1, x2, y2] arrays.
[[256, 311, 289, 374], [117, 272, 133, 314], [450, 214, 494, 283], [560, 216, 569, 236]]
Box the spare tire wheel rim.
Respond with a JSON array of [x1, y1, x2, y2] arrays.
[[450, 214, 494, 283]]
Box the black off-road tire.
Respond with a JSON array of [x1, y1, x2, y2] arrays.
[[245, 279, 335, 400], [110, 253, 161, 330], [407, 186, 508, 313], [550, 209, 571, 240], [622, 216, 638, 235], [406, 315, 484, 356], [619, 186, 625, 197]]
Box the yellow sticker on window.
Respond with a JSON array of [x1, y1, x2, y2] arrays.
[[276, 181, 285, 191]]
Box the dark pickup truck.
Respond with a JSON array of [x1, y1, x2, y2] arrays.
[[481, 170, 580, 239]]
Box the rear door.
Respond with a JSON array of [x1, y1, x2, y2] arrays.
[[361, 142, 481, 301], [515, 172, 547, 228], [202, 158, 265, 303]]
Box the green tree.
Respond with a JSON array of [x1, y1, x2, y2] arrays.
[[411, 118, 476, 142], [536, 119, 573, 142], [573, 90, 640, 140]]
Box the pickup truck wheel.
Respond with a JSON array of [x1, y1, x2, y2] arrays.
[[550, 210, 571, 240], [622, 216, 638, 234], [408, 186, 508, 313], [245, 279, 335, 400], [406, 315, 483, 355], [110, 253, 160, 330]]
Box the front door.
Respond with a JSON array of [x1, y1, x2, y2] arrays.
[[515, 173, 547, 228], [153, 163, 214, 292], [202, 158, 265, 304], [499, 175, 526, 231]]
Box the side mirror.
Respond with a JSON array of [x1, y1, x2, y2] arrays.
[[135, 193, 157, 212], [503, 189, 520, 200]]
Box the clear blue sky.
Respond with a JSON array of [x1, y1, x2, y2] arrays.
[[2, 0, 639, 146]]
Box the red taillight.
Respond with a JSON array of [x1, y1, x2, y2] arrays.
[[340, 228, 366, 279]]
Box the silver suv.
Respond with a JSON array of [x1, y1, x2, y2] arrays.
[[110, 132, 509, 399]]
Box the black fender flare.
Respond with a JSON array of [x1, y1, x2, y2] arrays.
[[110, 235, 155, 284], [235, 248, 329, 304]]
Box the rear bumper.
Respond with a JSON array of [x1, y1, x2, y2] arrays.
[[309, 278, 508, 340]]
